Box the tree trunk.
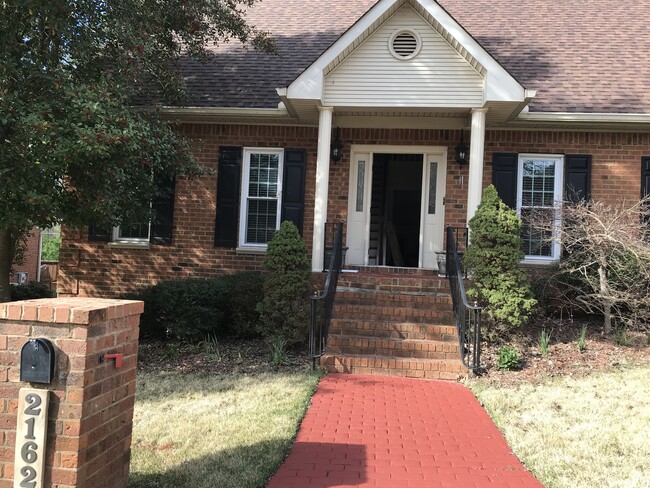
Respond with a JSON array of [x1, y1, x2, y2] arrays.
[[598, 257, 612, 334], [0, 228, 18, 303]]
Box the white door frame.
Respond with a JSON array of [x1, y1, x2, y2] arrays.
[[347, 144, 448, 269]]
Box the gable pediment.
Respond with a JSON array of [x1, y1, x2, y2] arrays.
[[284, 0, 526, 107], [324, 5, 484, 108]]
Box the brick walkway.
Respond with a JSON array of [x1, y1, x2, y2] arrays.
[[267, 374, 543, 488]]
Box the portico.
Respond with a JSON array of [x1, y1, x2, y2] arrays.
[[278, 0, 532, 271]]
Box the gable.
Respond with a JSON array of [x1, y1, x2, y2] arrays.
[[324, 5, 484, 108]]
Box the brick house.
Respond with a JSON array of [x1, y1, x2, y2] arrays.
[[58, 0, 650, 375]]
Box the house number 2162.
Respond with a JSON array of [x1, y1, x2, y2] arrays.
[[14, 389, 49, 488]]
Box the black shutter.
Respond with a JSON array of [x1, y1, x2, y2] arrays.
[[88, 224, 111, 242], [150, 174, 176, 244], [492, 153, 518, 208], [215, 147, 242, 247], [281, 148, 307, 235], [642, 157, 650, 198], [565, 155, 592, 203]]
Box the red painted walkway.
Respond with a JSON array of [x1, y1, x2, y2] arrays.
[[268, 374, 543, 488]]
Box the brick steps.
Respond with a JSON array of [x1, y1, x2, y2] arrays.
[[321, 268, 466, 380]]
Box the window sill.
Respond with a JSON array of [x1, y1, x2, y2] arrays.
[[108, 241, 150, 250], [236, 246, 267, 255], [521, 258, 559, 267]]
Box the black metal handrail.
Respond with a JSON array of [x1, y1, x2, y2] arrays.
[[446, 226, 482, 373], [310, 221, 344, 370]]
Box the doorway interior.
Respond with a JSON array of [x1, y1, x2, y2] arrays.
[[369, 153, 423, 267]]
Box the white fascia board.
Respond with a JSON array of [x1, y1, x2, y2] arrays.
[[517, 112, 650, 124], [159, 106, 290, 118], [418, 0, 525, 103], [285, 0, 399, 101]]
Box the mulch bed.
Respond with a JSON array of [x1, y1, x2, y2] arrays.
[[137, 337, 313, 375], [478, 315, 650, 387], [137, 318, 650, 385]]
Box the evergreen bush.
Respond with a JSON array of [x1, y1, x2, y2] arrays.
[[10, 281, 55, 301], [463, 185, 537, 337], [257, 221, 311, 345], [125, 271, 263, 342], [224, 271, 264, 338]]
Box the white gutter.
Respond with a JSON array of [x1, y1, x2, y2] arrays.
[[159, 106, 291, 118], [517, 111, 650, 124]]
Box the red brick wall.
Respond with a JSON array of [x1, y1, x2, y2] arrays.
[[0, 298, 142, 488], [58, 125, 650, 297], [12, 229, 41, 284]]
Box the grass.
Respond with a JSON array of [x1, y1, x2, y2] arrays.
[[539, 329, 551, 356], [469, 364, 650, 488], [129, 370, 321, 488]]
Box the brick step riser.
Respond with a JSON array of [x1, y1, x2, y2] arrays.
[[333, 307, 454, 324], [327, 345, 460, 361], [334, 303, 453, 315], [335, 292, 453, 308], [343, 266, 440, 276], [338, 275, 449, 287], [320, 354, 467, 380], [337, 281, 450, 293], [329, 328, 457, 342], [328, 335, 460, 351], [330, 320, 457, 336]]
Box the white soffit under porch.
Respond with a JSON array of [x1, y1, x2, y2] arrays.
[[284, 0, 526, 105], [324, 5, 484, 108]]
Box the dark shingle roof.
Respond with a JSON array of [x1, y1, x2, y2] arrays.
[[178, 0, 650, 114]]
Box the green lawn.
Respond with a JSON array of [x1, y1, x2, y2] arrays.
[[128, 370, 321, 488], [469, 363, 650, 488]]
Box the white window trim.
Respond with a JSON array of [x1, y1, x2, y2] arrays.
[[516, 153, 564, 262], [238, 147, 284, 249]]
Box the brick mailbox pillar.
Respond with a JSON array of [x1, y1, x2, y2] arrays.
[[0, 298, 143, 488]]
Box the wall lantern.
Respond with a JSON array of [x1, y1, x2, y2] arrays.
[[455, 129, 468, 164], [331, 127, 344, 163]]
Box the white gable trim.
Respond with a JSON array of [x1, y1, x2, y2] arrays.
[[284, 0, 526, 104]]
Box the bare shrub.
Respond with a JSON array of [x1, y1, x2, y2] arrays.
[[529, 197, 650, 333]]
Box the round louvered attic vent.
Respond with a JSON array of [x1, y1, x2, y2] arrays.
[[389, 30, 421, 60]]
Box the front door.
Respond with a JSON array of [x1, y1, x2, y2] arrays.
[[346, 145, 447, 269]]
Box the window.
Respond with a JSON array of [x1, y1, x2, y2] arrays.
[[239, 148, 284, 248], [113, 222, 150, 243], [517, 154, 564, 261]]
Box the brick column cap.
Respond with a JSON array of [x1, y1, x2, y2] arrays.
[[0, 298, 144, 325]]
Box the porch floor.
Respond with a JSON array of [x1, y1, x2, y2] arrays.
[[267, 374, 543, 488]]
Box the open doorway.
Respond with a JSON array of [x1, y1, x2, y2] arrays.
[[369, 154, 423, 267]]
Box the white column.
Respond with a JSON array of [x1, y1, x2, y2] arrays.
[[312, 106, 334, 271], [466, 108, 488, 225]]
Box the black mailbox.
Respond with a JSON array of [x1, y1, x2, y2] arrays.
[[20, 338, 56, 384]]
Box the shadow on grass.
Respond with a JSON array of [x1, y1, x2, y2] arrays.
[[129, 440, 367, 488]]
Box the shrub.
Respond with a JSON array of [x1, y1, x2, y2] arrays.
[[133, 278, 230, 342], [125, 271, 263, 342], [496, 346, 521, 370], [463, 185, 537, 338], [257, 221, 311, 345], [529, 197, 650, 333], [10, 281, 55, 301], [224, 271, 263, 338]]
